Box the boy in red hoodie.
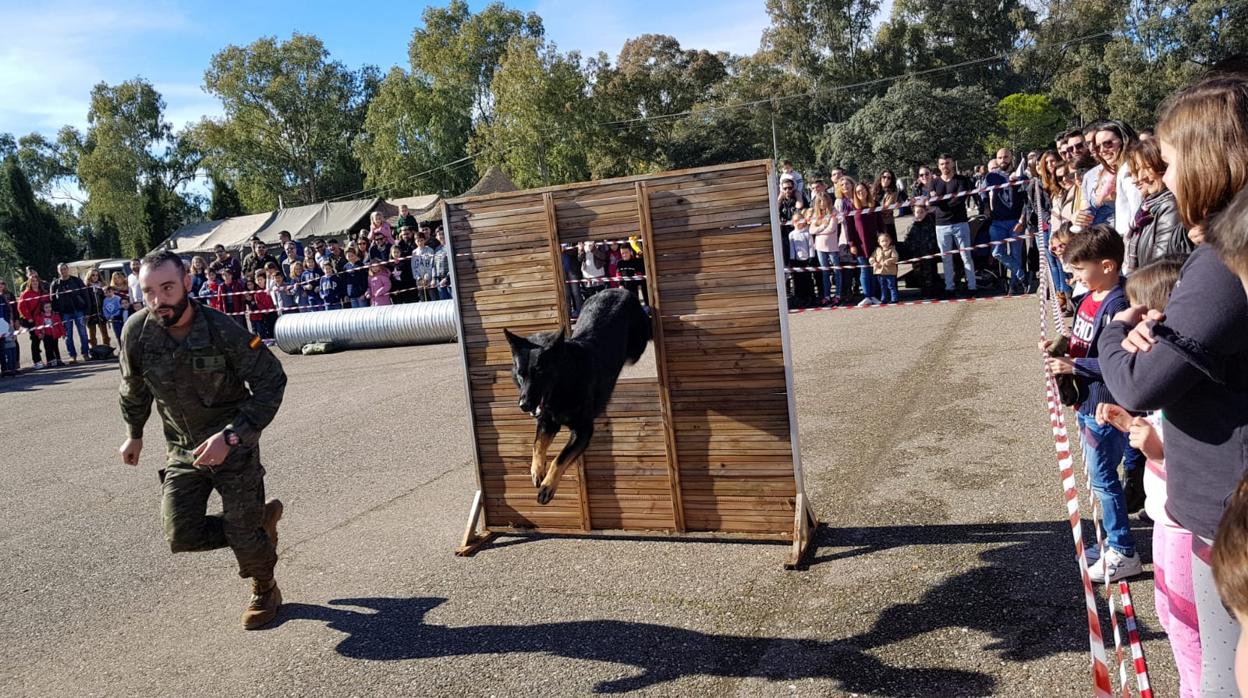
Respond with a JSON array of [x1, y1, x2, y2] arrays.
[[34, 301, 65, 368]]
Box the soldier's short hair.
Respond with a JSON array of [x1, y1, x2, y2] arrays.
[[141, 249, 185, 274]]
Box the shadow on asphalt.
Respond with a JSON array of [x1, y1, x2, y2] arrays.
[[806, 520, 1164, 664], [271, 596, 996, 696], [0, 360, 116, 392]]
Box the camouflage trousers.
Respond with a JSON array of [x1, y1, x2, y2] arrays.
[[160, 446, 277, 581]]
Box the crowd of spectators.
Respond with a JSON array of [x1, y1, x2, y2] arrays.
[[0, 215, 453, 375], [775, 70, 1248, 696]]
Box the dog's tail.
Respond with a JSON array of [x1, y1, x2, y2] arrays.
[[625, 294, 652, 365]]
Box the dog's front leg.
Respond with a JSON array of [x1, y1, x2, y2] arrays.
[[531, 417, 559, 487], [537, 423, 593, 505]]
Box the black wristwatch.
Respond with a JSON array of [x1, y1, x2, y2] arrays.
[[222, 429, 240, 447]]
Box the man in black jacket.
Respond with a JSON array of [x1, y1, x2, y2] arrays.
[[241, 238, 279, 279], [50, 263, 91, 363]]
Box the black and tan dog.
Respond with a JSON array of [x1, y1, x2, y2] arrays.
[[504, 288, 651, 504]]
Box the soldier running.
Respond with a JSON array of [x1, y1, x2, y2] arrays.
[[117, 250, 289, 630]]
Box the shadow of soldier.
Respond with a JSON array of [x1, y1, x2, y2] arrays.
[[273, 596, 995, 696]]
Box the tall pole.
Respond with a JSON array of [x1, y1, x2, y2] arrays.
[[771, 111, 779, 166]]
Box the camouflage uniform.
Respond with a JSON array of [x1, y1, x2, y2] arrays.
[[119, 300, 287, 580]]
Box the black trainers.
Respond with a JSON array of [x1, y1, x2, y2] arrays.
[[1124, 467, 1146, 515]]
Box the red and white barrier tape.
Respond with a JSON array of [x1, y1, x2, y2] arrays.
[[788, 292, 1030, 314], [556, 178, 1030, 251], [1037, 249, 1150, 697], [1120, 581, 1153, 698], [782, 233, 1035, 274]]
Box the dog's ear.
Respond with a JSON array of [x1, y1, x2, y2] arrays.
[[503, 329, 531, 356]]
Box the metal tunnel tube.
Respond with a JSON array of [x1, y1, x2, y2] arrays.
[[273, 301, 459, 354]]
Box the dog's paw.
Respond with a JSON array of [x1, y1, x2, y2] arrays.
[[536, 486, 554, 505]]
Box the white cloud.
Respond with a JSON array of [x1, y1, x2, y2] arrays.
[[0, 0, 197, 136]]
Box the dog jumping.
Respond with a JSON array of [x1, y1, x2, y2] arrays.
[[503, 288, 651, 505]]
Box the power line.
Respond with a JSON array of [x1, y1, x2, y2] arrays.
[[302, 26, 1119, 207]]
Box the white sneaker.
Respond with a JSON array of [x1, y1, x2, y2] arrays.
[[33, 361, 44, 369], [1086, 548, 1143, 582], [856, 298, 872, 308]]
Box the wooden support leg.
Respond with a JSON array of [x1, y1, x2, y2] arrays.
[[455, 490, 497, 557], [784, 492, 817, 570]]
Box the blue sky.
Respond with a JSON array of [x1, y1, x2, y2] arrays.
[[0, 0, 777, 139]]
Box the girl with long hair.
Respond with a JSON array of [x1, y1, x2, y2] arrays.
[[1099, 76, 1248, 696]]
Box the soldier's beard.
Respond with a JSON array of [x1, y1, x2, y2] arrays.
[[154, 294, 190, 327]]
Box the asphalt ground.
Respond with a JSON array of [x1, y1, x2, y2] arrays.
[[0, 294, 1178, 697]]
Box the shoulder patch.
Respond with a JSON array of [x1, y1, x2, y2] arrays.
[[249, 335, 263, 350]]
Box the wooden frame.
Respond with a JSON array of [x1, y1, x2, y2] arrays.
[[445, 160, 816, 567]]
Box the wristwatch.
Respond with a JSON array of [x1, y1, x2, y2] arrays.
[[222, 429, 240, 447]]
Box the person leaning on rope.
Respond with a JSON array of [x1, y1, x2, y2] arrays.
[[117, 249, 288, 630]]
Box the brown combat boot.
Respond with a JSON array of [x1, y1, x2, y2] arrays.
[[241, 578, 282, 630], [263, 498, 283, 548]]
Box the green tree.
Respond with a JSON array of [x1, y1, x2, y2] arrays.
[[408, 0, 543, 127], [208, 175, 245, 220], [816, 79, 997, 176], [356, 2, 543, 197], [0, 159, 78, 276], [199, 33, 375, 209], [873, 0, 1035, 96], [471, 37, 598, 188], [74, 79, 199, 257], [589, 35, 728, 175], [987, 93, 1065, 154], [354, 66, 476, 197]]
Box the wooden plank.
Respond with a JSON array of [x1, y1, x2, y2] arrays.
[[448, 160, 770, 205], [541, 191, 589, 532], [636, 180, 685, 533]]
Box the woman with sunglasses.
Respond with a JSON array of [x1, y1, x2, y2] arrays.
[[1094, 121, 1143, 268], [873, 171, 906, 243]]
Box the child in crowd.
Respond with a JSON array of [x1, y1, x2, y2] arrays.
[[1049, 224, 1080, 311], [0, 315, 17, 376], [267, 263, 296, 315], [1046, 224, 1139, 581], [217, 267, 248, 324], [297, 261, 322, 310], [102, 286, 124, 342], [34, 301, 64, 368], [1100, 258, 1195, 695], [432, 236, 452, 301], [616, 244, 647, 305], [579, 241, 608, 300], [342, 247, 370, 308], [871, 232, 900, 304], [411, 233, 436, 302], [367, 260, 392, 306], [787, 210, 816, 307], [318, 261, 342, 310], [606, 241, 622, 288], [248, 273, 277, 339]]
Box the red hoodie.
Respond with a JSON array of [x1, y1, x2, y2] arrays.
[[249, 289, 275, 323], [33, 310, 65, 340]]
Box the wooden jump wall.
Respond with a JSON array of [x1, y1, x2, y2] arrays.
[[444, 160, 815, 564]]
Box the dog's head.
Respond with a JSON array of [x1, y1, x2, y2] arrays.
[[503, 328, 566, 418]]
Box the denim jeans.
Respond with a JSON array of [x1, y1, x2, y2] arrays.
[[816, 249, 842, 299], [989, 219, 1025, 285], [438, 286, 453, 300], [856, 256, 877, 300], [61, 310, 89, 358], [1077, 412, 1135, 556], [936, 223, 976, 291], [350, 296, 369, 309], [879, 275, 899, 303], [111, 318, 124, 341]]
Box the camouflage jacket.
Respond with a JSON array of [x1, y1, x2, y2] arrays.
[[118, 300, 287, 455]]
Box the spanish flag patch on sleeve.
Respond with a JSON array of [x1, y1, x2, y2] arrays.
[[249, 335, 263, 350]]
